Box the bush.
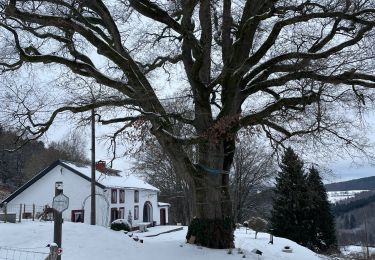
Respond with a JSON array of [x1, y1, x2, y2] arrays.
[[247, 217, 268, 233], [111, 219, 130, 231]]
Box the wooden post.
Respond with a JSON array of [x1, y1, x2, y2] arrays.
[[19, 204, 22, 222], [45, 243, 58, 260], [32, 204, 35, 221], [54, 182, 63, 260], [4, 203, 7, 223], [269, 229, 274, 245], [23, 204, 26, 216]]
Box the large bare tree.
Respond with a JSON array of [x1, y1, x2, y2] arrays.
[[1, 0, 375, 248]]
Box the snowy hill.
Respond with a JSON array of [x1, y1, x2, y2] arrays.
[[0, 221, 326, 260], [327, 190, 369, 203]]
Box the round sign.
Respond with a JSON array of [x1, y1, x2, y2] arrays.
[[52, 193, 69, 213]]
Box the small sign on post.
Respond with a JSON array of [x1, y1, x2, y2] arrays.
[[52, 194, 69, 213], [52, 182, 69, 260]]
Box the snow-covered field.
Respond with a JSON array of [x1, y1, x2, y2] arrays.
[[327, 190, 369, 203], [0, 221, 326, 260], [340, 245, 375, 257]]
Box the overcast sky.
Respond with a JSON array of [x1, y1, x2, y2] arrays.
[[43, 116, 375, 185]]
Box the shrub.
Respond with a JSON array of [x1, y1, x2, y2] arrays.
[[111, 219, 130, 231], [247, 217, 268, 239]]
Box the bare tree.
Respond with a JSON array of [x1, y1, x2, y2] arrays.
[[132, 140, 195, 225], [1, 0, 375, 247], [23, 131, 89, 181], [231, 138, 275, 223], [48, 131, 88, 163]]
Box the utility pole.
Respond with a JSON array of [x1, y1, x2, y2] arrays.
[[91, 108, 96, 225]]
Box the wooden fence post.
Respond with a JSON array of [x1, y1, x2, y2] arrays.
[[19, 204, 22, 222], [32, 204, 35, 221], [4, 203, 7, 223], [45, 243, 58, 260]]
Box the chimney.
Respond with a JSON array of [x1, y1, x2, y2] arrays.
[[95, 160, 106, 173]]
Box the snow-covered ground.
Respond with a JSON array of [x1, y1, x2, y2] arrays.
[[340, 245, 375, 257], [0, 221, 327, 260], [327, 190, 369, 203]]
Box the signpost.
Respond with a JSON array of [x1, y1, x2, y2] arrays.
[[52, 182, 69, 260], [52, 194, 69, 213]]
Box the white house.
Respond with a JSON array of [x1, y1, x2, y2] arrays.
[[1, 160, 169, 227]]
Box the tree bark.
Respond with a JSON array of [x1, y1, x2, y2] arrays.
[[184, 141, 234, 249]]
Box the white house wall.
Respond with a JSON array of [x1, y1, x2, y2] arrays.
[[5, 163, 168, 227], [5, 166, 108, 226], [108, 188, 159, 226]]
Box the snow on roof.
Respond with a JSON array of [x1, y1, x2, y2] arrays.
[[62, 161, 159, 191]]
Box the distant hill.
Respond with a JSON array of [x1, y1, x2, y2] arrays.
[[325, 176, 375, 191]]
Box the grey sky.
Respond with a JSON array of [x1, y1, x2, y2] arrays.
[[44, 116, 375, 185]]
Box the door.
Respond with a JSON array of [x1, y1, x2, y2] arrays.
[[160, 208, 166, 225], [71, 210, 84, 223], [143, 202, 153, 222]]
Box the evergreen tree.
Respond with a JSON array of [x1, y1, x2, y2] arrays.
[[306, 167, 337, 252], [270, 147, 310, 246], [349, 214, 356, 229], [344, 215, 350, 229]]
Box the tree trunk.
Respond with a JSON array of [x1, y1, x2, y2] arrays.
[[153, 129, 235, 248], [186, 142, 235, 249], [185, 171, 233, 248]]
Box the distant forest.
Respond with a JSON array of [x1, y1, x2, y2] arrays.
[[332, 191, 375, 246], [332, 191, 375, 216], [325, 176, 375, 191], [0, 125, 88, 189]]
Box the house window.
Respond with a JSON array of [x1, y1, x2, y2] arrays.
[[134, 190, 139, 203], [119, 207, 125, 219], [134, 206, 139, 220], [119, 189, 125, 203], [111, 189, 117, 204], [111, 208, 118, 222]]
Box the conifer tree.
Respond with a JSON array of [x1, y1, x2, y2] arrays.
[[349, 214, 356, 229], [306, 167, 337, 252], [270, 147, 310, 246]]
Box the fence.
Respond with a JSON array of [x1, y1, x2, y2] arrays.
[[0, 205, 59, 260], [0, 204, 53, 223], [0, 245, 58, 260], [0, 246, 49, 260]]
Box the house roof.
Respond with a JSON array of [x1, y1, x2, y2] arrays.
[[1, 160, 159, 205], [62, 161, 159, 191]]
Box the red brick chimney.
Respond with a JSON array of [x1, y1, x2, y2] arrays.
[[95, 160, 106, 173]]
